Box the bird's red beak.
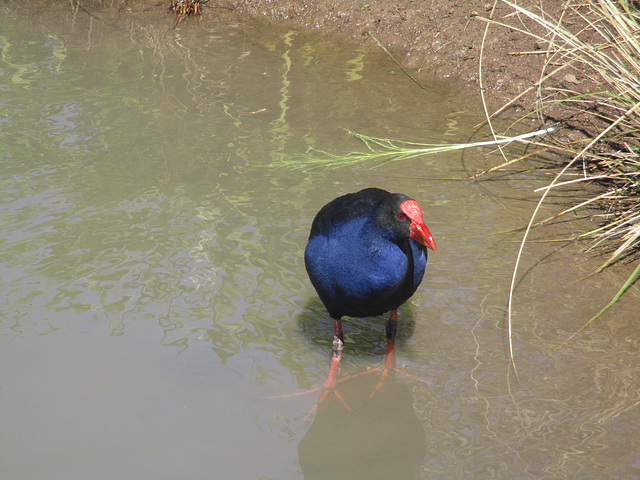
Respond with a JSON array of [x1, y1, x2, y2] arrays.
[[401, 200, 436, 251], [410, 222, 436, 251]]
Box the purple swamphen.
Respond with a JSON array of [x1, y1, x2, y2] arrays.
[[304, 187, 436, 366]]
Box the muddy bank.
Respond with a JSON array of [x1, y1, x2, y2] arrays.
[[230, 0, 609, 132], [224, 0, 563, 112]]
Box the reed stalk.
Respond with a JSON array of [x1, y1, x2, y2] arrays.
[[480, 0, 640, 352]]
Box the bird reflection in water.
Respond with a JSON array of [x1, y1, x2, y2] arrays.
[[297, 329, 428, 480]]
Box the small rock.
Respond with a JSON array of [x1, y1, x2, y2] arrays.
[[563, 73, 581, 84]]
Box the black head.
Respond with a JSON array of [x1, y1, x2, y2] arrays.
[[376, 194, 436, 250]]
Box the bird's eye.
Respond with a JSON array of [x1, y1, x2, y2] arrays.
[[397, 213, 405, 220]]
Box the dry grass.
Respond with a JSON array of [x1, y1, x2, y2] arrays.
[[478, 0, 640, 357]]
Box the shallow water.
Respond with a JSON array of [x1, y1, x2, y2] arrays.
[[1, 5, 639, 479]]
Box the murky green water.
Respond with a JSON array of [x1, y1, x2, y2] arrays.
[[1, 4, 639, 479]]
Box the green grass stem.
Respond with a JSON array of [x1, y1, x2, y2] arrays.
[[554, 260, 640, 351], [278, 128, 555, 170]]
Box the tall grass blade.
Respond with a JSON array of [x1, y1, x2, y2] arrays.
[[278, 128, 554, 170]]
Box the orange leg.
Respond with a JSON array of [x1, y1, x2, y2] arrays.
[[316, 350, 353, 411], [369, 309, 398, 397], [270, 311, 430, 413], [269, 317, 352, 412]]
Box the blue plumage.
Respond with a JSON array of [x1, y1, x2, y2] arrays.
[[305, 188, 435, 323]]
